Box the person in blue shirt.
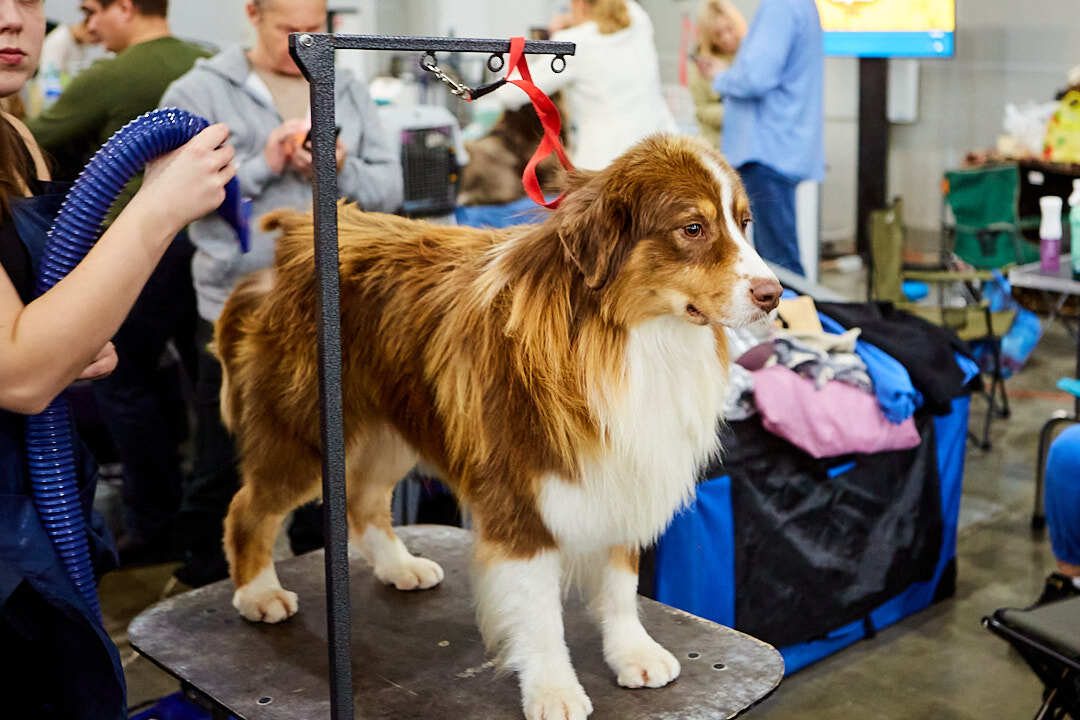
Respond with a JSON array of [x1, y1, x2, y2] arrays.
[[1033, 424, 1080, 606], [695, 0, 824, 277]]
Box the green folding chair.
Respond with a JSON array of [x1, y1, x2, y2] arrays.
[[944, 163, 1041, 269]]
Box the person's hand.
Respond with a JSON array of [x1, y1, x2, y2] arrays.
[[265, 119, 308, 175], [335, 137, 346, 174], [77, 342, 117, 380], [287, 144, 313, 179], [135, 123, 237, 233], [694, 54, 729, 82]]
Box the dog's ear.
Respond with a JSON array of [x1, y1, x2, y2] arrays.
[[555, 170, 635, 290]]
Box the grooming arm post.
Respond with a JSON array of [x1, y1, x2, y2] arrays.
[[290, 32, 353, 720]]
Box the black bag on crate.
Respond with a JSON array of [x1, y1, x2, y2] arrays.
[[720, 414, 944, 649]]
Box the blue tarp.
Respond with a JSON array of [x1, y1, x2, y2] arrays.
[[654, 395, 969, 674]]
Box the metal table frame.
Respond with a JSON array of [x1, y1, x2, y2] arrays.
[[287, 33, 574, 720], [1007, 258, 1080, 529]]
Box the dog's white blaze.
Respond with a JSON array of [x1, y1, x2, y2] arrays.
[[701, 150, 775, 282], [539, 316, 725, 553], [697, 148, 778, 327], [475, 550, 590, 717]]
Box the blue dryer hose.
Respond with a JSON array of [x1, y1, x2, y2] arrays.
[[26, 108, 249, 618]]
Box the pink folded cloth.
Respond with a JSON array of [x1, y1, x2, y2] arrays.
[[751, 365, 921, 459]]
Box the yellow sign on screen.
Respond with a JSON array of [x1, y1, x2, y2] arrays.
[[816, 0, 956, 33]]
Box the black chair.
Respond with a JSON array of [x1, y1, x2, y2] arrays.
[[983, 596, 1080, 719]]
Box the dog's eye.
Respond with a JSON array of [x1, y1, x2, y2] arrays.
[[740, 217, 751, 232], [683, 223, 704, 238]]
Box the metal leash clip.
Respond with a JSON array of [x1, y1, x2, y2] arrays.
[[419, 51, 507, 101], [418, 50, 566, 102]]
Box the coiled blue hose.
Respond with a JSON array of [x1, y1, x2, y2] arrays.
[[27, 108, 249, 619]]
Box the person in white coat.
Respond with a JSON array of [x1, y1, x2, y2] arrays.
[[495, 0, 676, 171]]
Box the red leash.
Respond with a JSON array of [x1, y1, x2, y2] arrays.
[[498, 37, 575, 209]]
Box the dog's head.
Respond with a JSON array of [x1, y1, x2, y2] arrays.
[[551, 134, 782, 329]]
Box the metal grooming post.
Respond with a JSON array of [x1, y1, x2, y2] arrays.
[[288, 33, 574, 720]]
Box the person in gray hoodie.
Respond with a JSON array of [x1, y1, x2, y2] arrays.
[[160, 0, 403, 586]]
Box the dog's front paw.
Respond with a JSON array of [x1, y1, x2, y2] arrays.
[[232, 586, 299, 623], [375, 556, 444, 591], [523, 682, 593, 720], [608, 639, 681, 689]]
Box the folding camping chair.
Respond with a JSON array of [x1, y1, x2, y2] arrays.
[[983, 596, 1080, 720], [945, 163, 1041, 270], [868, 196, 1015, 450]]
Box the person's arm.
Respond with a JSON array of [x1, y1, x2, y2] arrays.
[[711, 0, 796, 100], [0, 124, 236, 414], [336, 84, 404, 212], [25, 59, 109, 155]]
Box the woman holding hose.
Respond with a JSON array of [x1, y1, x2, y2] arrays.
[[0, 1, 236, 716]]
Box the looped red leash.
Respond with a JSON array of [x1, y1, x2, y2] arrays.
[[498, 37, 575, 209]]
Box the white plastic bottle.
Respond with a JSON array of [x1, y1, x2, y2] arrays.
[[1040, 195, 1063, 274], [1069, 179, 1080, 279]]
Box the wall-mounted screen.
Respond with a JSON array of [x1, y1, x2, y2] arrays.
[[816, 0, 955, 58]]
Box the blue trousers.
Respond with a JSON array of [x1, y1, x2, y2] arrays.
[[738, 162, 805, 276], [1046, 424, 1080, 566]]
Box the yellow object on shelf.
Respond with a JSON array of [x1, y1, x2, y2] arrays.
[[1043, 90, 1080, 164]]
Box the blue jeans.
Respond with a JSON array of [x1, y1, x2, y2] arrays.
[[1047, 424, 1080, 566], [737, 162, 805, 276]]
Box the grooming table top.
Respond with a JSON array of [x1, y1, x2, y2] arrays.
[[130, 525, 783, 719]]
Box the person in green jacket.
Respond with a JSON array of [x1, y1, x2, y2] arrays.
[[26, 0, 213, 567]]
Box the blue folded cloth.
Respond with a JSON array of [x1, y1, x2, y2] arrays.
[[819, 312, 923, 423], [953, 352, 981, 387]]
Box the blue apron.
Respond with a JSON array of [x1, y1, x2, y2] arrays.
[[0, 183, 126, 719]]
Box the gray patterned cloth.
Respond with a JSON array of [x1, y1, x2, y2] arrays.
[[768, 328, 872, 392], [722, 363, 758, 421]]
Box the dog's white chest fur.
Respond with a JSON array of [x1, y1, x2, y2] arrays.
[[539, 317, 727, 553]]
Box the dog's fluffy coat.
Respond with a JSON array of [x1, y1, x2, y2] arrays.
[[216, 134, 780, 720]]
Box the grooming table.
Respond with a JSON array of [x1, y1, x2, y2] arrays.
[[130, 525, 783, 719]]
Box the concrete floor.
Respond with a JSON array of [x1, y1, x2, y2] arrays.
[[100, 264, 1079, 718]]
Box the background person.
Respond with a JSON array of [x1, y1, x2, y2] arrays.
[[696, 0, 824, 276], [498, 0, 677, 171], [160, 0, 403, 587]]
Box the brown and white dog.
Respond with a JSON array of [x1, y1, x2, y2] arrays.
[[215, 134, 781, 720]]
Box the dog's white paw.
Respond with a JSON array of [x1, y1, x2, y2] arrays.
[[232, 586, 299, 623], [375, 556, 444, 591], [608, 639, 681, 689], [523, 683, 593, 720]]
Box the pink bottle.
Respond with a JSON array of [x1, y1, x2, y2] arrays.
[[1040, 195, 1062, 274]]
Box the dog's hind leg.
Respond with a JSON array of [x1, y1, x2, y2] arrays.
[[584, 547, 680, 689], [225, 437, 321, 623], [347, 425, 444, 591]]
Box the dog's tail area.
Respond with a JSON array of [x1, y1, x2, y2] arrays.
[[214, 267, 274, 432]]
